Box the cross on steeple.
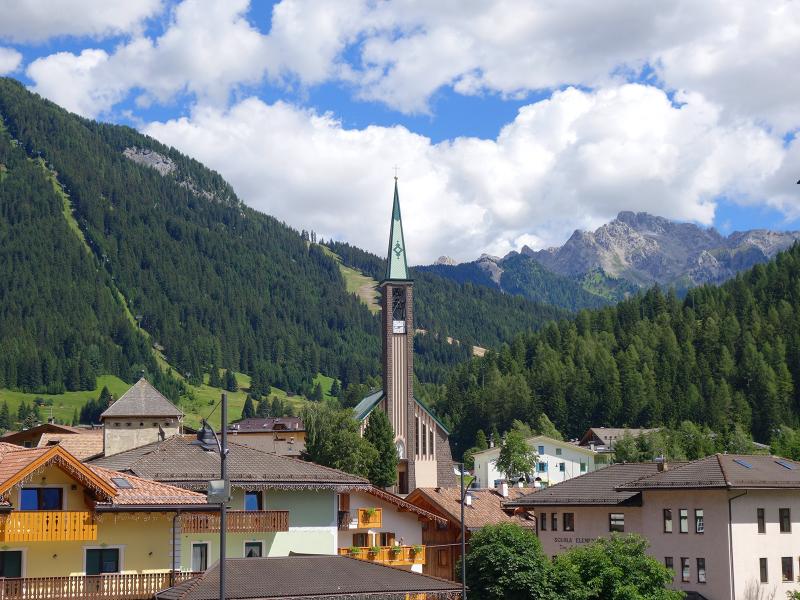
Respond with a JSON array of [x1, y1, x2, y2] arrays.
[[393, 165, 399, 180]]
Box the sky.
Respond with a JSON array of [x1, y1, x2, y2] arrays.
[[1, 0, 799, 264]]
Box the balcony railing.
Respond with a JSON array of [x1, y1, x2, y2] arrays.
[[356, 508, 382, 528], [180, 510, 289, 534], [0, 572, 200, 600], [339, 545, 426, 566], [0, 511, 97, 542]]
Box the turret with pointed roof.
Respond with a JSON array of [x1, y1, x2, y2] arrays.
[[100, 378, 183, 456]]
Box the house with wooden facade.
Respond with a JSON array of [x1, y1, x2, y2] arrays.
[[0, 441, 209, 599]]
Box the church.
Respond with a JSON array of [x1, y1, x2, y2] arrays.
[[353, 180, 454, 494]]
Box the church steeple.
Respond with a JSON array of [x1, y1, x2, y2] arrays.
[[384, 179, 410, 281]]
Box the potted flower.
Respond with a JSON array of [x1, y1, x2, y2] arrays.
[[411, 545, 423, 556], [348, 546, 361, 557], [388, 546, 402, 558], [368, 546, 382, 558]]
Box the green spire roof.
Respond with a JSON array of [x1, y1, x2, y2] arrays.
[[384, 179, 410, 281]]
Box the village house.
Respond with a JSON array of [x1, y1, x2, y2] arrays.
[[405, 485, 535, 580], [89, 435, 441, 573], [472, 434, 599, 489], [1, 422, 101, 450], [577, 426, 658, 460], [506, 454, 800, 600], [225, 416, 306, 456], [0, 442, 208, 599]]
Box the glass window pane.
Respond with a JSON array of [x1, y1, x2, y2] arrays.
[[757, 508, 765, 533], [681, 558, 690, 582], [782, 557, 794, 582], [0, 551, 22, 578], [99, 549, 119, 573], [564, 513, 574, 532], [697, 558, 706, 583], [40, 488, 62, 510], [679, 509, 688, 533], [551, 514, 558, 531], [760, 558, 768, 583], [86, 550, 101, 576], [609, 513, 625, 533], [20, 489, 38, 511], [245, 542, 262, 558], [192, 544, 208, 572], [780, 508, 791, 533], [663, 509, 673, 533], [244, 492, 261, 511], [540, 513, 547, 531], [695, 509, 704, 534]]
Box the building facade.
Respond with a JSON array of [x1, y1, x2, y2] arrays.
[[226, 417, 306, 456], [506, 454, 800, 600], [472, 435, 599, 489], [353, 181, 453, 493]]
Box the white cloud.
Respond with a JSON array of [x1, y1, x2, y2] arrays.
[[145, 84, 789, 263], [0, 0, 162, 43], [26, 0, 273, 117], [0, 47, 22, 74]]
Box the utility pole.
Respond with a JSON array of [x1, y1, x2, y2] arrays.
[[459, 461, 467, 600]]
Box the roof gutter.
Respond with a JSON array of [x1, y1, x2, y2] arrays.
[[95, 504, 216, 513], [728, 490, 747, 600]]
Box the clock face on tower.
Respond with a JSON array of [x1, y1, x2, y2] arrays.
[[391, 288, 406, 334]]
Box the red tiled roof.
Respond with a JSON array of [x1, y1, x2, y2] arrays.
[[407, 487, 535, 530], [90, 465, 206, 506], [38, 431, 104, 460]]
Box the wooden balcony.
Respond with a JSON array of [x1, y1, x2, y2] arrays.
[[0, 511, 97, 542], [0, 572, 200, 600], [356, 508, 382, 528], [180, 510, 289, 533], [339, 545, 426, 566]]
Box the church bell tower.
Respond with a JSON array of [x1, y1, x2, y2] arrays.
[[380, 178, 416, 492]]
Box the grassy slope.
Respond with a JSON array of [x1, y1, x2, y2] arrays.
[[0, 370, 339, 431], [320, 244, 380, 314]]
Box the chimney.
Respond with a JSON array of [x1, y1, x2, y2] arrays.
[[463, 491, 473, 507], [47, 417, 56, 425], [656, 455, 668, 472], [499, 480, 509, 498]]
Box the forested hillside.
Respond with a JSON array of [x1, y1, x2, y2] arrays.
[[439, 243, 800, 453], [0, 78, 569, 399]]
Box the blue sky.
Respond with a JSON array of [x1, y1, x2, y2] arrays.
[[1, 0, 799, 262]]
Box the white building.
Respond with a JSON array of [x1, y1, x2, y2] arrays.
[[506, 454, 800, 600], [472, 435, 599, 489]]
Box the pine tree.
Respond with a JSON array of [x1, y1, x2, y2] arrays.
[[98, 386, 113, 407], [363, 409, 398, 488], [241, 395, 256, 419], [271, 396, 283, 417], [71, 408, 79, 427], [209, 366, 222, 388], [475, 429, 488, 451], [311, 382, 323, 401], [330, 379, 341, 397], [224, 369, 238, 392], [0, 402, 10, 430], [256, 398, 270, 417]]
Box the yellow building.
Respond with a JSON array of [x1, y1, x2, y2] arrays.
[[0, 442, 208, 599]]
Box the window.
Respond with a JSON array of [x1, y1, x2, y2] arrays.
[[559, 462, 566, 472], [537, 462, 547, 473], [783, 557, 794, 582], [86, 548, 120, 575], [422, 424, 427, 456], [563, 513, 574, 532], [415, 416, 420, 456], [679, 509, 688, 533], [555, 448, 562, 456], [681, 557, 690, 582], [0, 551, 22, 578], [757, 508, 765, 533], [538, 445, 545, 454], [551, 513, 558, 531], [697, 558, 706, 583], [664, 557, 674, 575], [663, 509, 673, 533], [609, 513, 624, 533], [192, 543, 208, 572], [695, 509, 704, 534], [352, 533, 368, 546], [760, 558, 768, 583], [379, 532, 395, 546], [429, 429, 434, 457], [780, 508, 791, 533], [244, 542, 263, 558], [20, 487, 63, 510], [580, 462, 587, 473], [540, 513, 547, 531], [437, 549, 448, 567], [244, 491, 262, 511]]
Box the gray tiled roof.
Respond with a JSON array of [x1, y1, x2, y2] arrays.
[[88, 435, 369, 490], [100, 378, 183, 418], [504, 463, 669, 507], [228, 417, 304, 433], [155, 555, 462, 599], [618, 454, 800, 490]]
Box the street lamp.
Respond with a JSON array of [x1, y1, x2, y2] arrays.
[[192, 393, 229, 600]]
